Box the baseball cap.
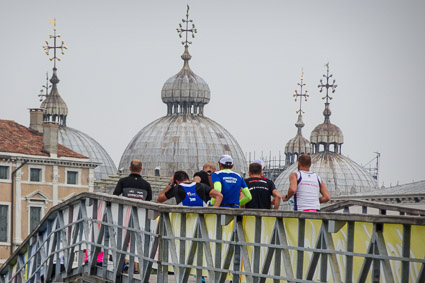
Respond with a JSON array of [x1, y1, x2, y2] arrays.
[[253, 159, 265, 169], [219, 154, 233, 165]]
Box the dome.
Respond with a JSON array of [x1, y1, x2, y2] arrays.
[[161, 48, 210, 106], [285, 114, 311, 165], [40, 69, 68, 126], [119, 115, 247, 177], [275, 152, 378, 198], [310, 105, 344, 147], [285, 135, 311, 156], [59, 127, 117, 180]]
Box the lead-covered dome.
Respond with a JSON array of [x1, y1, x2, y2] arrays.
[[310, 105, 344, 150], [119, 115, 247, 177], [161, 48, 210, 106], [59, 127, 117, 180], [40, 69, 68, 126], [275, 152, 378, 198], [120, 7, 247, 177]]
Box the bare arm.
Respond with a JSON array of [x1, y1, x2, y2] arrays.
[[272, 189, 281, 210], [209, 189, 223, 207], [157, 177, 174, 203], [157, 184, 172, 203], [319, 181, 331, 203], [282, 172, 298, 201]]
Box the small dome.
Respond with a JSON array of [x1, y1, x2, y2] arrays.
[[275, 152, 378, 198], [161, 48, 210, 106], [310, 121, 344, 145], [40, 69, 68, 126], [285, 114, 311, 159], [59, 127, 117, 180], [285, 135, 311, 155], [119, 115, 247, 177]]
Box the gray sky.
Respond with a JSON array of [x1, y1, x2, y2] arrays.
[[1, 0, 424, 187]]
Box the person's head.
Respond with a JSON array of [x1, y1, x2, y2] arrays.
[[252, 159, 265, 170], [129, 160, 142, 173], [202, 161, 217, 174], [219, 154, 234, 170], [173, 171, 190, 184], [298, 154, 311, 170], [248, 162, 262, 177]]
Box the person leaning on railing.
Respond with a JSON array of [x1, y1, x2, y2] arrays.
[[282, 154, 330, 211], [157, 170, 223, 207], [210, 154, 252, 208]]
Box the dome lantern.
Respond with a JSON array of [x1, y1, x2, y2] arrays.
[[161, 5, 211, 118]]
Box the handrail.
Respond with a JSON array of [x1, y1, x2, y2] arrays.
[[1, 192, 425, 283]]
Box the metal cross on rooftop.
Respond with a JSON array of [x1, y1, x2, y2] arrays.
[[176, 5, 197, 47], [38, 72, 51, 102], [293, 69, 309, 115], [318, 62, 338, 104], [42, 19, 68, 69]]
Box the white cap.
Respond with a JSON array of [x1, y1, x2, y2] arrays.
[[219, 154, 233, 165], [253, 159, 265, 169]]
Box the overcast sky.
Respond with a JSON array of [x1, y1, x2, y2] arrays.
[[1, 0, 424, 187]]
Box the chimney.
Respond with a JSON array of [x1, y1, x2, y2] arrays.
[[29, 108, 44, 133], [43, 122, 59, 157]]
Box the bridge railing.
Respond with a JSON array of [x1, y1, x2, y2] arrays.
[[1, 192, 425, 283]]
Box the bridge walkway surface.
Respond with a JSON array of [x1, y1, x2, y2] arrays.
[[1, 192, 425, 282]]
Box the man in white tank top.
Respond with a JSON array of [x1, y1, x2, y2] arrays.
[[282, 154, 330, 211]]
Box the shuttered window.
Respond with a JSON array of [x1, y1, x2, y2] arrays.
[[0, 205, 8, 242], [0, 166, 8, 179], [30, 207, 42, 233], [67, 171, 78, 185], [30, 168, 42, 182]]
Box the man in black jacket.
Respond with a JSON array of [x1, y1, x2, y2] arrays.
[[113, 160, 152, 201]]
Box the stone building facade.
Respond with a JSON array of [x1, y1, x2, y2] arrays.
[[0, 115, 98, 265]]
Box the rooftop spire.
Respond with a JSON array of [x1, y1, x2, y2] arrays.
[[176, 5, 197, 64], [40, 19, 69, 126], [317, 62, 338, 122], [42, 19, 68, 69], [38, 72, 51, 102], [285, 70, 311, 165]]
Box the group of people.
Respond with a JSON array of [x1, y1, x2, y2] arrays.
[[113, 153, 330, 212]]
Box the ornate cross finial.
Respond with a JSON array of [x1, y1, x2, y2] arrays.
[[293, 69, 309, 115], [38, 72, 51, 102], [176, 5, 197, 47], [42, 19, 68, 69], [318, 62, 337, 104]]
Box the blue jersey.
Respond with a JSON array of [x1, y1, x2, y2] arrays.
[[180, 182, 205, 207], [211, 169, 247, 207]]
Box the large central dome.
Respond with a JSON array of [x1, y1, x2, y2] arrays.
[[119, 115, 246, 177], [119, 7, 247, 177]]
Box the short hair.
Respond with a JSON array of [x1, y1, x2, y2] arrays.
[[298, 154, 311, 167], [130, 160, 142, 172], [221, 163, 233, 169], [203, 161, 216, 171], [174, 171, 190, 183], [249, 163, 262, 175]]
